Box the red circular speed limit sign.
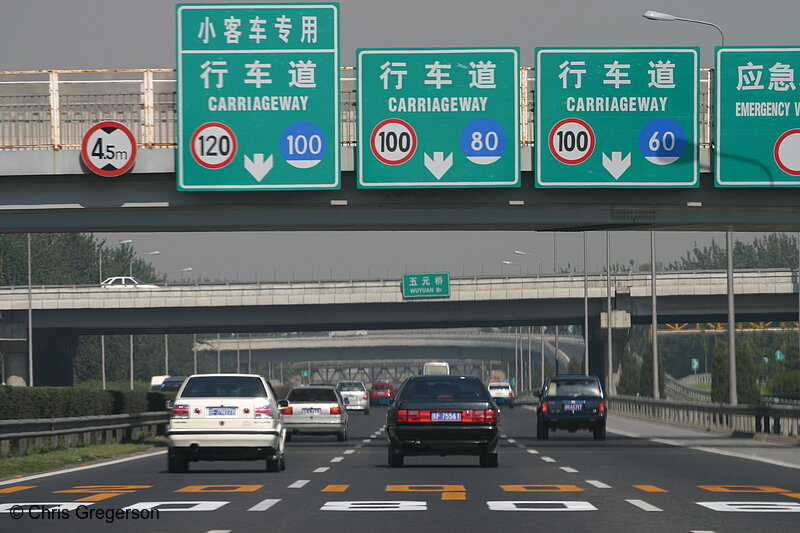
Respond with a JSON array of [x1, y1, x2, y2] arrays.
[[190, 122, 237, 169], [370, 118, 417, 165], [774, 129, 800, 176], [80, 121, 137, 177], [548, 118, 595, 165]]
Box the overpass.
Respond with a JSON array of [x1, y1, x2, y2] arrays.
[[1, 269, 797, 386]]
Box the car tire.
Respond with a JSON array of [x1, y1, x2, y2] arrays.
[[364, 409, 370, 415], [593, 423, 606, 441], [266, 454, 281, 472], [167, 450, 188, 473], [388, 445, 404, 468], [480, 452, 499, 468], [536, 420, 549, 440], [337, 429, 347, 442]]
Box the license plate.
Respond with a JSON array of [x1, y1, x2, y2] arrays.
[[431, 411, 461, 422], [207, 407, 237, 417], [303, 408, 321, 414], [563, 403, 583, 412]]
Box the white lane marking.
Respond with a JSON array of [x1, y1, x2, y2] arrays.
[[541, 456, 556, 463], [289, 480, 310, 488], [651, 438, 683, 447], [500, 434, 508, 438], [205, 530, 232, 533], [688, 446, 800, 471], [560, 467, 578, 473], [0, 450, 166, 487], [626, 499, 663, 512], [607, 428, 641, 438], [343, 449, 355, 455], [690, 531, 717, 533], [248, 498, 281, 512], [585, 480, 611, 489], [526, 449, 539, 455], [314, 467, 330, 473], [331, 456, 344, 463], [516, 444, 526, 449], [507, 438, 517, 444], [322, 501, 427, 511], [362, 439, 371, 443]]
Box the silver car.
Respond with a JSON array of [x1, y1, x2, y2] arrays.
[[280, 386, 349, 441], [336, 380, 370, 415]]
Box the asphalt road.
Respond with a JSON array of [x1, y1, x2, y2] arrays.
[[1, 406, 798, 533]]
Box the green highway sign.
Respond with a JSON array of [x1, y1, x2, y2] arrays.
[[177, 3, 339, 190], [357, 48, 519, 188], [300, 369, 311, 377], [536, 48, 699, 188], [716, 47, 800, 186], [691, 358, 700, 371], [775, 350, 786, 361], [402, 272, 451, 299]]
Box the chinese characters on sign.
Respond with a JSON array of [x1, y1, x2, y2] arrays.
[[358, 48, 519, 188], [716, 47, 800, 186], [402, 273, 451, 299], [177, 4, 339, 190], [536, 48, 699, 188]]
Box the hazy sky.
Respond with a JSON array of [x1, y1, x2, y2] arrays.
[[2, 1, 797, 281]]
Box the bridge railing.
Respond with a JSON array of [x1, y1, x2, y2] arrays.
[[611, 395, 800, 439], [0, 67, 712, 151]]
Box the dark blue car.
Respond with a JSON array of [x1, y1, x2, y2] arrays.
[[535, 375, 606, 440]]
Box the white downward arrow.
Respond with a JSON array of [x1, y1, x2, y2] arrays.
[[424, 152, 453, 180], [602, 151, 631, 180], [244, 153, 273, 182]]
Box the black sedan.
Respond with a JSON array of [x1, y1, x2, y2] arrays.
[[535, 374, 606, 440], [386, 375, 500, 467]]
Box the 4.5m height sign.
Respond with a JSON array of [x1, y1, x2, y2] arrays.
[[177, 3, 339, 190], [357, 48, 519, 188], [536, 48, 698, 188]]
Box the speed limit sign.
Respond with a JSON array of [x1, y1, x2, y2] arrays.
[[548, 118, 595, 165], [369, 118, 417, 165], [190, 122, 237, 169]]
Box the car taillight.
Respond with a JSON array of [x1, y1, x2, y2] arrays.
[[598, 401, 606, 414], [395, 410, 431, 422], [280, 406, 293, 415], [330, 406, 342, 415], [171, 404, 189, 419], [461, 409, 497, 423], [541, 401, 549, 414], [255, 404, 273, 418], [363, 394, 368, 400]]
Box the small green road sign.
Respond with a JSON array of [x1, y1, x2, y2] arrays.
[[176, 3, 340, 190], [402, 272, 450, 299], [357, 48, 519, 188], [716, 47, 800, 186], [691, 358, 700, 371], [300, 369, 311, 377], [775, 350, 786, 361], [536, 48, 699, 188]]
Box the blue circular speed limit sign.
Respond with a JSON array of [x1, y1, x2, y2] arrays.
[[638, 118, 686, 165], [281, 121, 327, 169], [460, 118, 507, 165]]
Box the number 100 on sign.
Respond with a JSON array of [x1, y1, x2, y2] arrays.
[[371, 119, 417, 165], [549, 118, 595, 165]]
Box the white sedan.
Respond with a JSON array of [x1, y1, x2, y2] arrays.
[[101, 276, 158, 288]]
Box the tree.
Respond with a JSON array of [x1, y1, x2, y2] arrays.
[[711, 336, 761, 404], [617, 351, 642, 396]]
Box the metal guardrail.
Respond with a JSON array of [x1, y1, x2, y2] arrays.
[[0, 411, 168, 457], [611, 395, 800, 439], [665, 374, 712, 402], [0, 67, 713, 150]]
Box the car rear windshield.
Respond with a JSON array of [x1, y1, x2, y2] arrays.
[[180, 376, 267, 398], [546, 379, 601, 397], [372, 384, 392, 390], [489, 384, 510, 390], [399, 378, 490, 401], [287, 388, 338, 402], [337, 382, 365, 391]]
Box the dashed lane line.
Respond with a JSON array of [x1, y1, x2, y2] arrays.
[[247, 498, 281, 512], [331, 457, 344, 463], [507, 438, 517, 444], [362, 439, 371, 443], [343, 450, 355, 455], [541, 456, 556, 463], [526, 449, 539, 455], [626, 499, 663, 512], [313, 467, 330, 473], [289, 480, 310, 489], [560, 467, 578, 473], [585, 480, 612, 489], [205, 530, 231, 533]]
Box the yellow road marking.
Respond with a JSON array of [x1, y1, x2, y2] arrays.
[[634, 485, 669, 493], [387, 485, 466, 501], [322, 485, 349, 492], [176, 485, 263, 493], [784, 493, 800, 500], [501, 485, 583, 492], [54, 485, 151, 502], [698, 485, 790, 493], [0, 486, 36, 494]]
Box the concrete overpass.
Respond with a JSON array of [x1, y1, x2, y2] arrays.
[[0, 269, 797, 386]]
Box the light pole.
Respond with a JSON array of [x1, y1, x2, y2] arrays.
[[99, 238, 132, 389], [643, 9, 734, 404], [513, 250, 543, 276], [164, 267, 192, 286], [501, 260, 523, 275], [128, 249, 160, 390], [162, 267, 191, 376]]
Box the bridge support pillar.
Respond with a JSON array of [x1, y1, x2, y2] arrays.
[[33, 329, 79, 387], [2, 347, 29, 386], [1, 315, 30, 386]]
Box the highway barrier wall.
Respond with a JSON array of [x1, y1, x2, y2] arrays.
[[611, 395, 800, 440]]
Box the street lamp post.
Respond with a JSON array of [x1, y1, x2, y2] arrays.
[[128, 249, 160, 390], [513, 250, 543, 276], [99, 238, 132, 389], [164, 267, 193, 286], [643, 9, 735, 403], [501, 260, 523, 276]]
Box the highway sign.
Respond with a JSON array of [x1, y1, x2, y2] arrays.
[[176, 3, 340, 190], [716, 47, 800, 186], [80, 121, 137, 177], [691, 358, 700, 371], [775, 350, 786, 361], [357, 48, 519, 188], [536, 48, 699, 188], [402, 272, 450, 299]]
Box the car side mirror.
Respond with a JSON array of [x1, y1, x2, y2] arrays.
[[166, 400, 174, 410], [278, 399, 289, 408]]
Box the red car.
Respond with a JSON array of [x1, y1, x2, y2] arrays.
[[369, 382, 396, 406]]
